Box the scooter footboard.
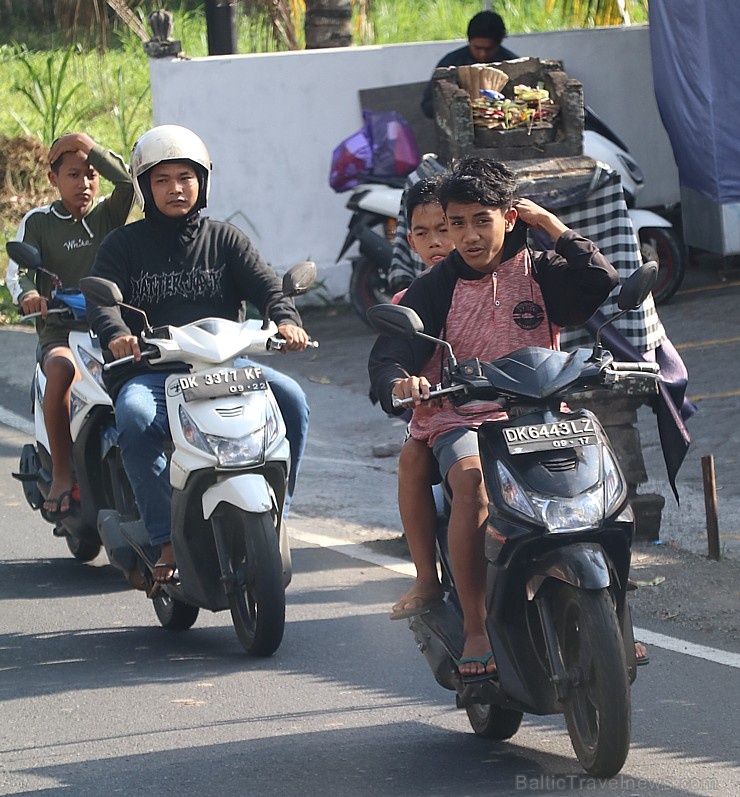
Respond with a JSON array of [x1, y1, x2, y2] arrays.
[[525, 542, 611, 600]]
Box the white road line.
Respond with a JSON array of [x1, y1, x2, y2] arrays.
[[0, 407, 33, 436], [290, 529, 740, 670], [630, 628, 740, 669]]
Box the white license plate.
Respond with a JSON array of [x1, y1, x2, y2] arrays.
[[503, 417, 597, 454], [178, 366, 267, 402]]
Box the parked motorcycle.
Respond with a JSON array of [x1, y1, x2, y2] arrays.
[[583, 107, 685, 305], [8, 241, 128, 564], [366, 263, 661, 777], [79, 261, 317, 656], [335, 173, 406, 320], [338, 112, 685, 323]]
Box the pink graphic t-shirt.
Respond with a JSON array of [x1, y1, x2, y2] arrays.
[[409, 249, 561, 445]]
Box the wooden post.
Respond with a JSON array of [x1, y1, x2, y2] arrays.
[[701, 454, 721, 561]]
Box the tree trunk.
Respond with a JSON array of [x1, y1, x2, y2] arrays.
[[305, 0, 352, 49]]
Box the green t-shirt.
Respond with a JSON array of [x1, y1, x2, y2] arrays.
[[9, 145, 134, 348]]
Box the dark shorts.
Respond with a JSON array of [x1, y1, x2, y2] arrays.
[[432, 427, 480, 479]]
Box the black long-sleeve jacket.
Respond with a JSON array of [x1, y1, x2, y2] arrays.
[[369, 225, 619, 418], [88, 213, 302, 398]]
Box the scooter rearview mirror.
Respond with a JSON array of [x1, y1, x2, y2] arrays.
[[591, 261, 661, 361], [6, 241, 42, 271], [79, 276, 124, 307], [282, 261, 317, 297], [367, 303, 459, 369], [617, 261, 658, 311], [366, 303, 424, 338]]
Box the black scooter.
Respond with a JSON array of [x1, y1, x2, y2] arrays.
[[367, 263, 660, 778]]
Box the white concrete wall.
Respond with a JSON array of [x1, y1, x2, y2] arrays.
[[149, 25, 678, 298]]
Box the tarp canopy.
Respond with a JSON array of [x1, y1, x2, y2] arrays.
[[649, 0, 740, 204]]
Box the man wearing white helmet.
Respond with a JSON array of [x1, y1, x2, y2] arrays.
[[87, 125, 311, 584]]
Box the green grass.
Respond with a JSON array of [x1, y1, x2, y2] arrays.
[[0, 0, 648, 318]]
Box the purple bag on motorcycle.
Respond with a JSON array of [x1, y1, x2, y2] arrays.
[[329, 126, 373, 192], [366, 110, 420, 179]]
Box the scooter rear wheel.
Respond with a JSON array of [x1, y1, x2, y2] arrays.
[[65, 533, 101, 563], [554, 584, 631, 778], [349, 255, 393, 325], [639, 226, 686, 305], [153, 592, 200, 631], [224, 508, 285, 657], [465, 703, 523, 740]]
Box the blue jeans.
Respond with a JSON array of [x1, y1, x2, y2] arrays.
[[115, 364, 309, 547]]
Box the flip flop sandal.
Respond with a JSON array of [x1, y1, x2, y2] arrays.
[[40, 489, 79, 523], [152, 560, 179, 584], [635, 642, 650, 666], [458, 651, 498, 684], [389, 594, 444, 621]]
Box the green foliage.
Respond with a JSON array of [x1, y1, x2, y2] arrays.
[[11, 44, 89, 146], [109, 66, 151, 155]]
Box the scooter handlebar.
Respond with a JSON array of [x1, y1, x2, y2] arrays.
[[391, 384, 466, 409], [267, 335, 319, 351], [19, 308, 73, 321], [102, 348, 157, 371]]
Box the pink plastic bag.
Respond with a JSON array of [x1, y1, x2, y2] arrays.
[[366, 110, 420, 179], [329, 111, 420, 192], [329, 126, 373, 192]]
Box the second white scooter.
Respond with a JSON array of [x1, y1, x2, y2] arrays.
[[81, 261, 317, 657]]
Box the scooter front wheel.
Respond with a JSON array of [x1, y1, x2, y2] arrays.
[[465, 703, 523, 740], [554, 584, 630, 778], [224, 508, 285, 657]]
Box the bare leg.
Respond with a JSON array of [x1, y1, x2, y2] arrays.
[[446, 456, 496, 677], [41, 347, 78, 514], [392, 437, 443, 616]]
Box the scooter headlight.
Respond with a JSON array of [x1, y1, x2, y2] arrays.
[[178, 406, 214, 458], [529, 488, 605, 534], [496, 461, 536, 520], [77, 345, 106, 390], [603, 446, 626, 516], [205, 428, 265, 468]]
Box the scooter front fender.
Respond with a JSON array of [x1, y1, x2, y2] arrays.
[[202, 474, 272, 518], [628, 208, 672, 231], [525, 542, 611, 600]]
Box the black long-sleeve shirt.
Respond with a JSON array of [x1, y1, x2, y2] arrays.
[[369, 226, 619, 418], [88, 213, 302, 397]]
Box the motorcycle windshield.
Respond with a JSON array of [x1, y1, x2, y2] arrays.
[[479, 346, 603, 400], [157, 319, 271, 363]]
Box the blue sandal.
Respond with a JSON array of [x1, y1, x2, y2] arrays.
[[457, 651, 498, 684]]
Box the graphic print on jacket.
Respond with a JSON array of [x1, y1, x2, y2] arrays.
[[130, 264, 226, 306], [410, 249, 561, 445]]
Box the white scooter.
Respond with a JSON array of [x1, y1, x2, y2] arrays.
[[80, 262, 317, 656], [8, 241, 129, 564], [338, 110, 685, 322]]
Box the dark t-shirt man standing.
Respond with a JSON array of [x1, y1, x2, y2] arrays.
[[421, 11, 517, 119]]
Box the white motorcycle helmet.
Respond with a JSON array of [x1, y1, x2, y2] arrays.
[[130, 124, 212, 213]]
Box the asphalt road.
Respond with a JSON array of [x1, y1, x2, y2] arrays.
[[0, 425, 738, 796], [1, 256, 739, 795]]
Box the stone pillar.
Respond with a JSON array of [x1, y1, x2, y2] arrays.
[[568, 391, 664, 541]]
